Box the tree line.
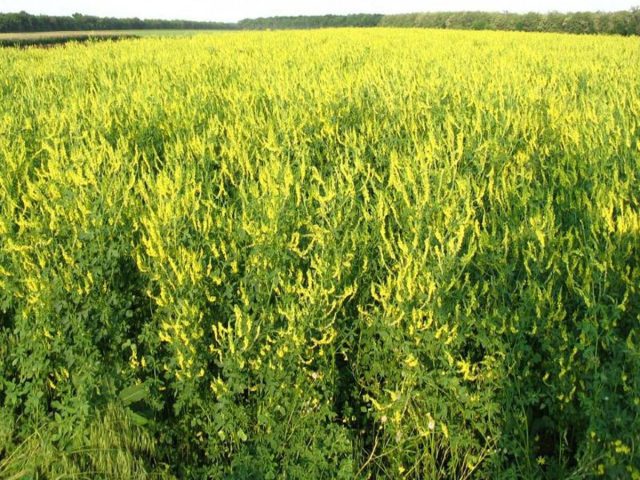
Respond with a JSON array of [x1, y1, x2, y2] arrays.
[[0, 12, 236, 33], [379, 10, 640, 36], [1, 10, 640, 36], [237, 14, 383, 30], [240, 10, 640, 36]]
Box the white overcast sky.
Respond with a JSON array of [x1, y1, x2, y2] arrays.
[[0, 1, 636, 22]]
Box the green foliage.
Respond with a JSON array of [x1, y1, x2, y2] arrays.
[[0, 403, 170, 478], [0, 33, 139, 48], [1, 29, 639, 478], [2, 9, 640, 36], [238, 14, 384, 30], [378, 9, 640, 35], [0, 11, 237, 34]]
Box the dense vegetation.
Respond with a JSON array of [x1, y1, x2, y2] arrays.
[[0, 11, 236, 33], [0, 32, 139, 48], [237, 14, 383, 30], [239, 10, 640, 35], [1, 9, 640, 35], [1, 29, 639, 479], [380, 9, 640, 35]]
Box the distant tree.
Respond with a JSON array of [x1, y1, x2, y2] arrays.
[[562, 12, 596, 34], [0, 11, 237, 33], [378, 9, 640, 36], [0, 9, 639, 35]]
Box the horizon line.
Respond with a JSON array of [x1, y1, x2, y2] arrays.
[[0, 7, 637, 24]]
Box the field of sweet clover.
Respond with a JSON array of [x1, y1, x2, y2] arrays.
[[0, 29, 639, 478]]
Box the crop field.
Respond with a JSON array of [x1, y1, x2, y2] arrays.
[[0, 29, 639, 478]]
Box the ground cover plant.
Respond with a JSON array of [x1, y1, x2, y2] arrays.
[[0, 29, 638, 478], [0, 31, 211, 48], [0, 32, 139, 48]]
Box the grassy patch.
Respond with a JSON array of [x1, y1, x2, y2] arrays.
[[0, 29, 221, 47]]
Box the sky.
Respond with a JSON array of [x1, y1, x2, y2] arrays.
[[0, 0, 635, 23]]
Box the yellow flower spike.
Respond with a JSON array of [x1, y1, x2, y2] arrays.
[[404, 355, 418, 368]]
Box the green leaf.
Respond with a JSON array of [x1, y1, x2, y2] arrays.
[[128, 411, 150, 426], [119, 383, 148, 406]]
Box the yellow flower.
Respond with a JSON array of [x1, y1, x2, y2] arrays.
[[404, 354, 418, 368]]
